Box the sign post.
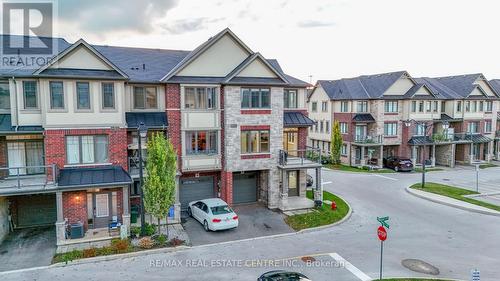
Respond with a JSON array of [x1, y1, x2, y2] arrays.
[[376, 216, 389, 281]]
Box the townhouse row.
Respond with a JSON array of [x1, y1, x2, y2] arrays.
[[308, 71, 500, 168], [0, 29, 321, 252]]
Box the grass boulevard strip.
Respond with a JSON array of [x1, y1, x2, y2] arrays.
[[410, 182, 500, 212], [285, 190, 350, 231]]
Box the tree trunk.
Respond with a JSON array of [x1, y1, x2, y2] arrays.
[[166, 216, 169, 239]]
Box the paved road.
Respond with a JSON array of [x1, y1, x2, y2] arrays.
[[2, 168, 500, 281]]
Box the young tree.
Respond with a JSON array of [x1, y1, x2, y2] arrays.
[[143, 133, 177, 237], [331, 121, 343, 165]]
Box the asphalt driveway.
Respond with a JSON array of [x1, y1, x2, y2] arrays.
[[0, 226, 56, 272], [182, 203, 293, 246]]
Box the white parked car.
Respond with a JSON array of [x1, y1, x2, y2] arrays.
[[187, 198, 239, 231]]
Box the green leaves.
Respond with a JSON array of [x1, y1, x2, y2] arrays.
[[143, 133, 177, 221], [331, 121, 343, 165]]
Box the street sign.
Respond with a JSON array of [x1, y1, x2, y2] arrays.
[[377, 216, 390, 228], [472, 269, 480, 281], [377, 226, 387, 241]]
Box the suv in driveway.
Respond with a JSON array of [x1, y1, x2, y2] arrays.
[[383, 156, 414, 172]]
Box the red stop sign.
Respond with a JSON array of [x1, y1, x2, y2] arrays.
[[377, 226, 387, 241]]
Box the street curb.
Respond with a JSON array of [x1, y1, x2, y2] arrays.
[[0, 196, 353, 276], [384, 276, 465, 281], [405, 186, 500, 217]]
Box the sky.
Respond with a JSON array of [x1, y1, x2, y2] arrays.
[[51, 0, 500, 83]]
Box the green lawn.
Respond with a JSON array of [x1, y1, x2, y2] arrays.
[[413, 167, 444, 173], [284, 190, 349, 231], [325, 164, 395, 174], [410, 182, 500, 212], [479, 163, 498, 169]]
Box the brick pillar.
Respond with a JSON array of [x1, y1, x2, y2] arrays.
[[166, 84, 181, 159], [62, 190, 88, 231], [220, 171, 233, 205]]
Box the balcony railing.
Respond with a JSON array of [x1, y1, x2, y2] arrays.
[[278, 146, 322, 167], [0, 164, 58, 191], [128, 156, 146, 176], [432, 132, 485, 143], [354, 134, 383, 144]]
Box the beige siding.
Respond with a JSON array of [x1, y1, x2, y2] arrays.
[[178, 34, 250, 77], [50, 45, 113, 70], [236, 58, 277, 78], [474, 79, 496, 97], [383, 77, 414, 96], [308, 86, 331, 142]]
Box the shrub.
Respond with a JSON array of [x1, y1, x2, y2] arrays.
[[144, 223, 156, 236], [138, 237, 154, 249], [82, 248, 97, 258], [111, 238, 130, 254], [57, 250, 83, 263], [130, 226, 141, 237], [155, 234, 167, 246], [168, 238, 185, 247], [96, 246, 114, 256]]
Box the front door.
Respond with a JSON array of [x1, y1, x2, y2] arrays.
[[93, 193, 111, 228], [287, 170, 299, 197]]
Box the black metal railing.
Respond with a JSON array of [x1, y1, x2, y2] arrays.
[[279, 146, 322, 166], [0, 164, 57, 190]]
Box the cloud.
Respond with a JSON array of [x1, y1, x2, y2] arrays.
[[297, 20, 335, 28], [161, 17, 224, 35], [57, 0, 179, 33]]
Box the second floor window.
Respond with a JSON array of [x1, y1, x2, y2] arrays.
[[102, 83, 115, 109], [467, 122, 479, 134], [241, 130, 269, 154], [133, 86, 157, 109], [326, 121, 330, 133], [76, 82, 91, 110], [185, 131, 217, 155], [340, 101, 349, 112], [320, 121, 324, 132], [456, 101, 462, 112], [384, 101, 398, 113], [23, 81, 37, 109], [284, 89, 298, 108], [0, 81, 10, 110], [485, 120, 492, 133], [311, 102, 317, 112], [486, 101, 493, 112], [50, 81, 64, 109], [384, 123, 398, 136], [321, 101, 328, 112], [66, 135, 108, 164], [356, 101, 368, 113], [433, 101, 438, 113], [185, 87, 216, 109], [241, 88, 270, 109], [340, 122, 348, 134], [415, 124, 426, 136]]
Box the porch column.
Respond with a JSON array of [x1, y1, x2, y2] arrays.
[[378, 145, 384, 167], [173, 174, 181, 223], [431, 145, 436, 167], [122, 186, 130, 236], [488, 141, 494, 162], [450, 143, 456, 168], [315, 167, 322, 202], [411, 146, 417, 165], [469, 143, 474, 164], [360, 147, 366, 166], [55, 191, 66, 244], [280, 170, 289, 210], [497, 141, 500, 160]]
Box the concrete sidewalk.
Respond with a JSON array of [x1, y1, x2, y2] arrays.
[[406, 187, 500, 217]]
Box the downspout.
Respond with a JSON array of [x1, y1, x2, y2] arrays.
[[12, 77, 19, 131]]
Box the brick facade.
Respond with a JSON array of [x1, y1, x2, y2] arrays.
[[44, 128, 128, 172], [166, 84, 182, 160], [220, 171, 233, 205], [298, 127, 308, 150]]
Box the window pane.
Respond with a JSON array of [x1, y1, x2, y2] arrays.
[[102, 83, 115, 109], [186, 132, 196, 154], [146, 87, 157, 108], [133, 87, 145, 109], [208, 131, 217, 153], [241, 89, 250, 108], [95, 136, 108, 163], [196, 88, 206, 109], [66, 136, 80, 164], [76, 82, 90, 109], [251, 89, 260, 108], [0, 82, 10, 110], [241, 131, 248, 153], [50, 82, 64, 109], [207, 88, 215, 109], [261, 89, 270, 108], [250, 131, 259, 153], [23, 81, 38, 109], [284, 90, 289, 108], [260, 131, 269, 152], [197, 131, 206, 153], [81, 136, 95, 163], [184, 88, 196, 109]]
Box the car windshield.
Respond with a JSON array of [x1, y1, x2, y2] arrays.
[[211, 205, 232, 215]]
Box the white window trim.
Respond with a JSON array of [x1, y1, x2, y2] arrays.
[[20, 80, 41, 112], [48, 81, 68, 113], [73, 81, 94, 113], [100, 82, 118, 112]]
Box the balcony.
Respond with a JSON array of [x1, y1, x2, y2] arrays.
[[128, 156, 146, 177], [182, 154, 222, 172], [0, 164, 58, 195], [278, 146, 323, 169], [431, 132, 493, 144], [353, 134, 383, 145]]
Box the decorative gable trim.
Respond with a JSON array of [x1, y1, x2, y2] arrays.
[[33, 39, 128, 78], [223, 53, 289, 84]]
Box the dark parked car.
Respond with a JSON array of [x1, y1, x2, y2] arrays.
[[258, 270, 311, 281], [306, 174, 313, 187], [383, 156, 413, 172]]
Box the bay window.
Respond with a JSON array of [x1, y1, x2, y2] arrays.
[[133, 86, 157, 109], [185, 131, 217, 155], [66, 135, 109, 164], [184, 87, 217, 109], [241, 130, 270, 154], [241, 88, 270, 109]]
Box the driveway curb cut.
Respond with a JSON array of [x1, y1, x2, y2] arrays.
[[405, 186, 500, 217], [0, 196, 353, 276]]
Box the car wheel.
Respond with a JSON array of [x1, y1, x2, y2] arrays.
[[203, 220, 210, 232], [187, 207, 192, 217], [394, 166, 399, 172]]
